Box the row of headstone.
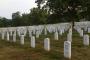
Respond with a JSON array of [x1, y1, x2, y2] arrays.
[[74, 22, 90, 46], [66, 22, 90, 59], [74, 26, 84, 37], [5, 22, 90, 59], [1, 21, 90, 59], [65, 23, 90, 59], [0, 22, 72, 59], [0, 23, 71, 44], [44, 38, 72, 59], [74, 21, 90, 32]]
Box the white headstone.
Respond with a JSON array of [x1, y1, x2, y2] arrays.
[[54, 32, 58, 40], [20, 35, 24, 45], [1, 32, 5, 40], [67, 33, 72, 42], [59, 30, 63, 35], [29, 31, 32, 37], [10, 31, 13, 36], [17, 27, 27, 36], [83, 34, 89, 46], [33, 30, 36, 35], [44, 28, 47, 35], [88, 28, 90, 33], [44, 38, 50, 51], [13, 31, 16, 42], [84, 27, 87, 32], [69, 28, 72, 33], [36, 31, 39, 38], [64, 41, 71, 59], [80, 30, 83, 37], [7, 32, 10, 41], [31, 36, 35, 48]]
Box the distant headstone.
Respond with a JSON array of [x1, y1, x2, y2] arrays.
[[88, 28, 90, 33], [44, 28, 47, 35], [10, 31, 13, 36], [20, 35, 24, 45], [7, 32, 10, 41], [59, 30, 62, 35], [36, 31, 39, 38], [83, 34, 89, 46], [54, 32, 58, 40], [1, 32, 5, 40], [84, 27, 87, 32], [67, 33, 72, 42], [13, 31, 16, 42], [33, 30, 36, 35], [17, 27, 27, 36], [31, 36, 35, 48], [29, 31, 32, 37], [80, 30, 83, 37], [69, 28, 72, 33], [44, 38, 50, 51]]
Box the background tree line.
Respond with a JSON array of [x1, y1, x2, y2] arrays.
[[0, 0, 90, 27]]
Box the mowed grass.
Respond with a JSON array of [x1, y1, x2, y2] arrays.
[[0, 30, 90, 60]]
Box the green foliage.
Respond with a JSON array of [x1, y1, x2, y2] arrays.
[[12, 11, 22, 26], [11, 8, 49, 26], [36, 0, 90, 22], [29, 8, 48, 25], [0, 17, 11, 27]]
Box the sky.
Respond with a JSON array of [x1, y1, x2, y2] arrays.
[[0, 0, 37, 19]]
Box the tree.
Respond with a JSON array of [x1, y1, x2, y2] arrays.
[[29, 7, 49, 25], [12, 11, 22, 26], [35, 0, 90, 25], [21, 13, 30, 26], [0, 17, 11, 27], [35, 0, 44, 9]]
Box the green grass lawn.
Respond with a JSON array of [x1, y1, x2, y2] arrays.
[[0, 30, 90, 60]]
